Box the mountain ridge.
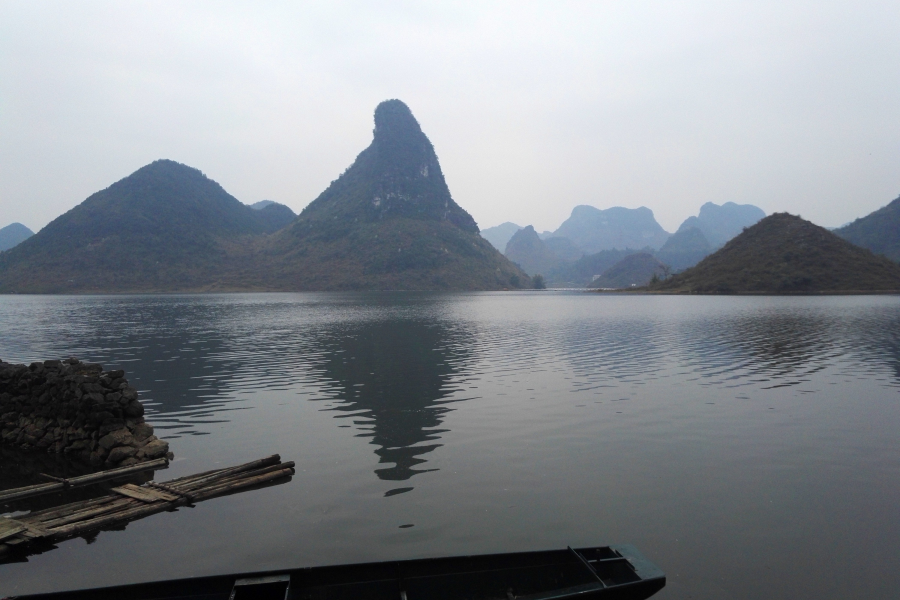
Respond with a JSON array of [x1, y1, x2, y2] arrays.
[[655, 213, 900, 293], [0, 101, 527, 293], [835, 195, 900, 262]]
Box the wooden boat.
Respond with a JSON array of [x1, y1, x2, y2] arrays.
[[8, 544, 665, 600]]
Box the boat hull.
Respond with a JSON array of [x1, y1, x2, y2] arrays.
[[10, 545, 665, 600]]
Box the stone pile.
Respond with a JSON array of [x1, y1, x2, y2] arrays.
[[0, 358, 171, 468]]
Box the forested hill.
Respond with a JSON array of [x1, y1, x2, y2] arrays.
[[255, 99, 528, 291], [0, 102, 528, 292], [654, 213, 900, 293], [0, 160, 288, 293], [835, 195, 900, 262]]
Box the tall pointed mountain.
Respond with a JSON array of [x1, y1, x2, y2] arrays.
[[258, 100, 528, 290], [0, 160, 281, 292], [835, 194, 900, 262], [656, 213, 900, 293], [0, 102, 527, 292]]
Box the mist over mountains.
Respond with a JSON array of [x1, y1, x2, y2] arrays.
[[3, 95, 900, 294], [490, 201, 767, 287], [0, 101, 527, 293]]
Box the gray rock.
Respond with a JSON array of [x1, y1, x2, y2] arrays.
[[98, 420, 125, 436], [124, 401, 144, 418], [131, 422, 154, 442], [107, 445, 137, 463], [141, 439, 169, 459], [98, 428, 134, 450]]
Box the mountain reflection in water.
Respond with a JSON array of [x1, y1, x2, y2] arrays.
[[313, 319, 472, 481], [1, 294, 900, 600]]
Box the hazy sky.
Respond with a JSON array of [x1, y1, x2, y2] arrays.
[[2, 1, 899, 234]]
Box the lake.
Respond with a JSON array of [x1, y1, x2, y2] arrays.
[[1, 292, 899, 599]]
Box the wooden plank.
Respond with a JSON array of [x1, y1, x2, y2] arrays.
[[20, 523, 51, 539], [110, 484, 178, 503], [0, 518, 27, 542]]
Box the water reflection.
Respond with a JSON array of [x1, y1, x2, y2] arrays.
[[314, 319, 472, 482]]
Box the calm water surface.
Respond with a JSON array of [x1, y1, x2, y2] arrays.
[[1, 292, 899, 599]]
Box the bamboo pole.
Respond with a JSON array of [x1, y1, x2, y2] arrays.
[[164, 455, 281, 488], [23, 496, 120, 522], [0, 457, 169, 503]]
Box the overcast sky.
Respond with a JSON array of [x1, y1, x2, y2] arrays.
[[2, 1, 899, 234]]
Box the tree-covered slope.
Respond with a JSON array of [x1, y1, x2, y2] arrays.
[[655, 226, 712, 271], [0, 160, 272, 292], [250, 201, 297, 233], [835, 195, 900, 262], [0, 101, 529, 293], [656, 213, 900, 293], [258, 100, 528, 290], [589, 253, 665, 289], [504, 226, 562, 277]]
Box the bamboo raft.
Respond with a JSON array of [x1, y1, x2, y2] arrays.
[[0, 457, 171, 504], [0, 455, 294, 560]]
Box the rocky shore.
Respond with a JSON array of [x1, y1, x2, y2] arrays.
[[0, 358, 171, 468]]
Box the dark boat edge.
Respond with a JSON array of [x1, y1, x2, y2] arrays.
[[6, 545, 665, 600]]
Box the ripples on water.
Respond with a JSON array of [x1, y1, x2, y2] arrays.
[[0, 292, 899, 599]]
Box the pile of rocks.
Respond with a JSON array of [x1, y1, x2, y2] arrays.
[[0, 358, 172, 468]]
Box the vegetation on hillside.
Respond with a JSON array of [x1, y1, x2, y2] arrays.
[[589, 253, 666, 289], [835, 195, 900, 262], [654, 213, 900, 293], [655, 227, 711, 271], [504, 226, 562, 276], [0, 102, 528, 293]]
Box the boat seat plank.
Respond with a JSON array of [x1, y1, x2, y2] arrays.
[[111, 484, 179, 503], [0, 518, 26, 541]]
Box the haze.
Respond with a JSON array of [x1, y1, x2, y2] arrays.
[[2, 1, 899, 234]]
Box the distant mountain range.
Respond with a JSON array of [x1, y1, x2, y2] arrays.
[[655, 213, 900, 293], [550, 205, 670, 254], [498, 201, 765, 287], [0, 223, 33, 252], [505, 226, 561, 277], [677, 202, 765, 248], [480, 222, 522, 252], [0, 100, 528, 292]]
